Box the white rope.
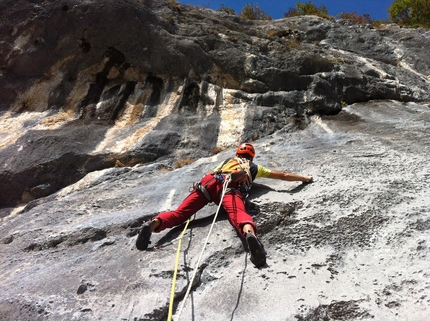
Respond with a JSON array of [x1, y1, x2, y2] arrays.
[[176, 175, 231, 320]]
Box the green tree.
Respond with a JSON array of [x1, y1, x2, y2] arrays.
[[388, 0, 430, 28]]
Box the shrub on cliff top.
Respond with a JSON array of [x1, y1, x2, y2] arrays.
[[284, 1, 334, 20], [240, 3, 272, 20], [218, 3, 236, 15]]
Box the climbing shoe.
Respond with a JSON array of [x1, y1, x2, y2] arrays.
[[136, 220, 153, 250], [246, 232, 266, 267]]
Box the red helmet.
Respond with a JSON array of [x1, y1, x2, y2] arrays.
[[236, 143, 255, 159]]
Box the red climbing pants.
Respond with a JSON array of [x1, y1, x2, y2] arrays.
[[154, 173, 257, 237]]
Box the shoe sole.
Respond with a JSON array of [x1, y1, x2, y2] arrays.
[[247, 234, 266, 267], [136, 223, 152, 250]]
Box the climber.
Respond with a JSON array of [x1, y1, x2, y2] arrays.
[[136, 143, 313, 267]]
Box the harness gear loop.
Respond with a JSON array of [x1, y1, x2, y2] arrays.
[[176, 175, 232, 320]]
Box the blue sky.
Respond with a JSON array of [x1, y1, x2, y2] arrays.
[[178, 0, 394, 20]]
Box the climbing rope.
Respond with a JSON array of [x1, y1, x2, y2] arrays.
[[175, 175, 231, 320], [167, 218, 190, 321]]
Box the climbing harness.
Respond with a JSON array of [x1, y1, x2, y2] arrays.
[[192, 181, 212, 202], [168, 175, 232, 321], [216, 156, 253, 197]]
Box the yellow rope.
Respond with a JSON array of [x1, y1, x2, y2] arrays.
[[167, 218, 190, 321]]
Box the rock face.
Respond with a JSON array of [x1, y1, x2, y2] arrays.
[[0, 1, 429, 320], [1, 0, 430, 207], [1, 100, 429, 321]]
